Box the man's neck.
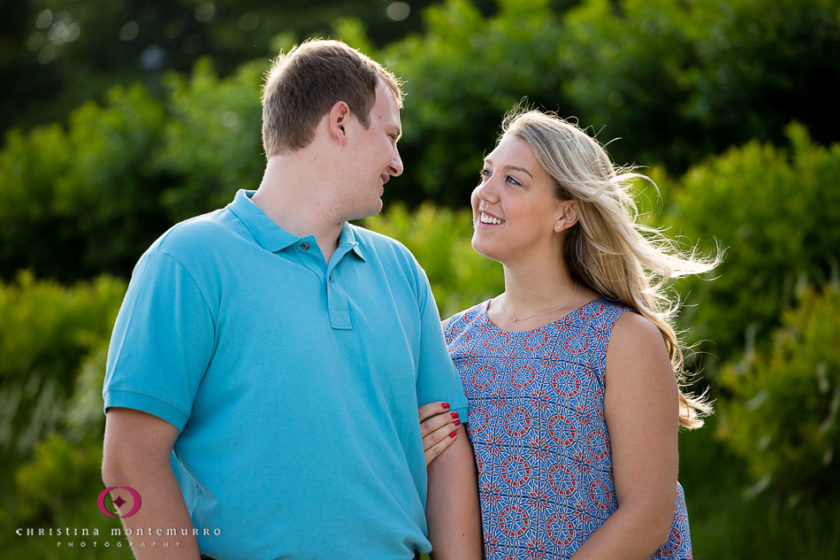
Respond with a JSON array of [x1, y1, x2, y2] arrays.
[[252, 155, 344, 263]]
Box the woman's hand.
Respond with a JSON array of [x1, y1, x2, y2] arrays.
[[419, 401, 462, 466]]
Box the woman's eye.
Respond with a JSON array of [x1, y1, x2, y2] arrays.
[[506, 176, 521, 186], [480, 168, 491, 180]]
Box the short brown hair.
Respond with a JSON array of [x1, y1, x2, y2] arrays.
[[261, 39, 403, 157]]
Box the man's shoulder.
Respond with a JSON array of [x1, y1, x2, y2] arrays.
[[150, 208, 232, 258]]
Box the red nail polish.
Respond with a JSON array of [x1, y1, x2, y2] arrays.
[[442, 402, 450, 409], [449, 431, 457, 438], [454, 420, 461, 426], [450, 412, 459, 419]]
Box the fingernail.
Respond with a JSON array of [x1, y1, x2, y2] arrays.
[[454, 420, 461, 427], [442, 402, 450, 409], [449, 431, 457, 438], [450, 412, 459, 419]]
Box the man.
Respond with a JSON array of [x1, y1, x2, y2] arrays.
[[102, 39, 481, 560]]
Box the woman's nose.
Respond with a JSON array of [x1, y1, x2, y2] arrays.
[[474, 174, 498, 202]]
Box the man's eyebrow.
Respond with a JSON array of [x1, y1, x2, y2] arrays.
[[483, 157, 534, 178]]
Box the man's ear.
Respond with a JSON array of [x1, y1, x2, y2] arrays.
[[328, 101, 351, 145]]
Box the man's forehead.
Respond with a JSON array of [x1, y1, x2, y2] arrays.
[[373, 86, 402, 127]]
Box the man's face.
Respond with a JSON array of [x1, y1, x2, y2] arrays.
[[340, 80, 403, 220]]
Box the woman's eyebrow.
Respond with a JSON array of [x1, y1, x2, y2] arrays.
[[484, 157, 534, 179]]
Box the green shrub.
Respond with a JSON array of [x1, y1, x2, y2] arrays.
[[562, 0, 840, 171], [381, 0, 569, 206], [0, 272, 125, 453], [663, 124, 840, 368], [13, 432, 102, 523], [154, 59, 266, 223], [562, 0, 701, 169], [716, 284, 840, 498], [0, 85, 169, 281]]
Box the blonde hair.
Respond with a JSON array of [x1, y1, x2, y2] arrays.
[[503, 109, 719, 429]]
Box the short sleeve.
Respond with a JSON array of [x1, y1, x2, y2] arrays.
[[103, 250, 216, 431], [414, 270, 469, 419]]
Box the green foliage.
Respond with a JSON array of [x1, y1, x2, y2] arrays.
[[716, 285, 840, 499], [63, 344, 110, 441], [14, 432, 102, 522], [364, 203, 503, 317], [3, 0, 839, 281], [0, 272, 125, 453], [677, 0, 840, 152], [2, 0, 453, 138], [677, 421, 840, 559], [562, 0, 701, 168], [663, 124, 840, 366], [562, 0, 840, 171], [0, 60, 265, 279], [383, 0, 570, 206], [0, 84, 169, 280], [155, 59, 265, 222]]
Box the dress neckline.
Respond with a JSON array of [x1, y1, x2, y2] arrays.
[[482, 296, 607, 335]]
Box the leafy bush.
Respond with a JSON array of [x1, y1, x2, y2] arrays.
[[562, 0, 702, 169], [0, 272, 125, 453], [155, 59, 266, 223], [381, 0, 570, 206], [2, 0, 838, 283], [662, 124, 840, 367], [716, 284, 840, 498], [562, 0, 840, 171], [0, 85, 169, 281], [13, 432, 102, 523]]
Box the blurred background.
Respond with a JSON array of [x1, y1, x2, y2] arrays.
[[1, 0, 838, 557]]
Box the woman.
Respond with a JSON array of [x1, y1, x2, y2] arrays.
[[421, 109, 717, 559]]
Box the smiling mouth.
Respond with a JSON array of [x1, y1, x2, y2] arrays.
[[479, 212, 505, 225]]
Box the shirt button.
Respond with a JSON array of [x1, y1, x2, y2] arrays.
[[328, 275, 332, 282], [300, 242, 310, 250]]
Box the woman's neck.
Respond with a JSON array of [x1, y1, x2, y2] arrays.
[[500, 259, 576, 314]]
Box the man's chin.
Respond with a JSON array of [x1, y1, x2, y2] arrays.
[[347, 200, 384, 222]]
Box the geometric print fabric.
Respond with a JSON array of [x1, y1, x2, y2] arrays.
[[445, 298, 693, 559]]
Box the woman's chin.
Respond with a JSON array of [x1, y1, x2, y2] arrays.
[[470, 237, 503, 263]]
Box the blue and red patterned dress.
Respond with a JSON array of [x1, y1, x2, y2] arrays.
[[444, 298, 692, 560]]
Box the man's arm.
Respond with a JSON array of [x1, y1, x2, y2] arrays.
[[102, 407, 200, 559], [426, 424, 482, 560]]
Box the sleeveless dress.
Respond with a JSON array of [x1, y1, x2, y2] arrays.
[[444, 298, 693, 560]]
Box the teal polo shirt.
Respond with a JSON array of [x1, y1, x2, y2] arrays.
[[103, 189, 468, 560]]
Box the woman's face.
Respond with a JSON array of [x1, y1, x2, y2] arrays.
[[470, 134, 570, 266]]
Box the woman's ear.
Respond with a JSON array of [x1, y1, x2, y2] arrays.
[[554, 201, 578, 232], [328, 101, 351, 145]]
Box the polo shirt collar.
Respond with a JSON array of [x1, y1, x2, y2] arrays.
[[229, 189, 366, 261], [337, 222, 366, 262]]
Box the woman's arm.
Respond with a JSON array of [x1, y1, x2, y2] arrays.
[[570, 312, 679, 560], [426, 424, 483, 559]]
